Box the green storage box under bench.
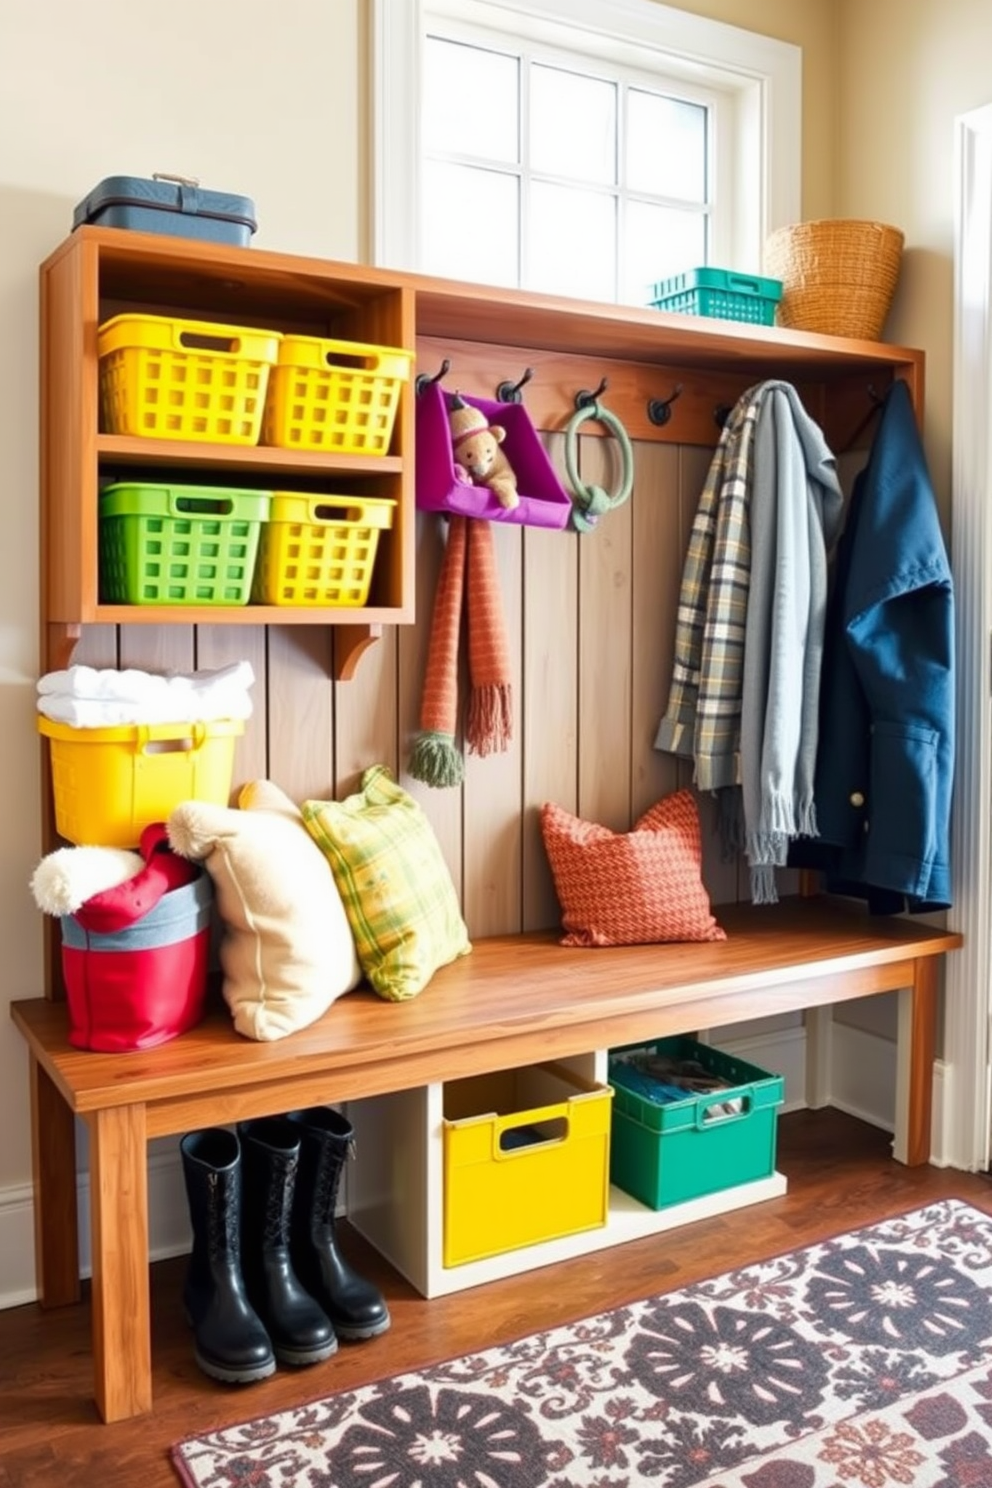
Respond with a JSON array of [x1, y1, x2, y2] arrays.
[[608, 1034, 785, 1210]]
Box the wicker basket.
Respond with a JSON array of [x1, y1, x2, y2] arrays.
[[763, 219, 904, 340]]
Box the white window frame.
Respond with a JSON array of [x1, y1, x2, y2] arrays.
[[371, 0, 801, 280]]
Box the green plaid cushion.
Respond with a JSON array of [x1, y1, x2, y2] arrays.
[[302, 765, 471, 1001]]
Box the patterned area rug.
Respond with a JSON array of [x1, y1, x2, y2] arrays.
[[171, 1198, 992, 1488]]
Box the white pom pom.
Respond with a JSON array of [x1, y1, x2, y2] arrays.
[[30, 846, 145, 916]]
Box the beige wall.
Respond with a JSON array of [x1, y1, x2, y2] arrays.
[[0, 0, 986, 1301], [663, 0, 840, 221], [836, 0, 992, 513]]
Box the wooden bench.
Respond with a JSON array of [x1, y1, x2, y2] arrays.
[[11, 893, 961, 1423]]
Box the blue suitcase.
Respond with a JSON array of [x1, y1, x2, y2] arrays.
[[73, 172, 257, 245]]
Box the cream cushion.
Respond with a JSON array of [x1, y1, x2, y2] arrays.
[[167, 779, 361, 1041]]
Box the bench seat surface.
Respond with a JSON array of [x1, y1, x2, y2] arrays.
[[12, 896, 961, 1121]]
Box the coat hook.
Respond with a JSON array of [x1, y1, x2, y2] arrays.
[[575, 375, 609, 410], [496, 366, 534, 404], [646, 383, 684, 427], [842, 382, 889, 452], [415, 357, 451, 397], [714, 403, 732, 429]]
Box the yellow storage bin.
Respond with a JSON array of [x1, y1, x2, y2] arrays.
[[443, 1063, 613, 1268], [98, 313, 282, 445], [252, 493, 396, 607], [38, 715, 244, 848], [262, 335, 413, 455]]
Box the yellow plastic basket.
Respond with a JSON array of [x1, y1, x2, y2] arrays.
[[442, 1063, 613, 1267], [38, 715, 245, 848], [262, 335, 413, 455], [252, 493, 396, 607], [98, 313, 282, 445]]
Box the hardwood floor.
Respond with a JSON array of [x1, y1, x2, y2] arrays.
[[2, 1108, 991, 1487]]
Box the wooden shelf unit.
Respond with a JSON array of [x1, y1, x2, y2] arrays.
[[40, 228, 417, 673]]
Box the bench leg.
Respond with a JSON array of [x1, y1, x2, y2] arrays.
[[892, 956, 938, 1167], [30, 1055, 80, 1306], [88, 1104, 152, 1422]]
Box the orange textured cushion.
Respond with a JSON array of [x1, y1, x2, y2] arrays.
[[540, 789, 726, 947]]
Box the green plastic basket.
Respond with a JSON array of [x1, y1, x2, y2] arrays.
[[99, 482, 271, 606], [649, 267, 783, 325], [608, 1035, 784, 1210]]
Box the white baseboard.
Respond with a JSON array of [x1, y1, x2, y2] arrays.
[[825, 1021, 896, 1133], [0, 1150, 191, 1311], [0, 1180, 38, 1308], [928, 1058, 951, 1167]]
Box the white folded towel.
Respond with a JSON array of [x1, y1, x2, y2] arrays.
[[37, 661, 255, 728]]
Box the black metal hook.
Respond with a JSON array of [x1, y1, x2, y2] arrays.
[[414, 357, 451, 397], [575, 375, 609, 410], [842, 382, 888, 451], [496, 366, 534, 404], [646, 383, 684, 427], [714, 403, 732, 429]]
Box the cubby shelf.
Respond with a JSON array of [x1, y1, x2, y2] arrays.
[[40, 227, 417, 677]]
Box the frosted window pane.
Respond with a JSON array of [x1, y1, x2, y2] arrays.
[[622, 201, 706, 305], [531, 65, 616, 184], [424, 37, 519, 161], [422, 161, 519, 286], [627, 91, 707, 203], [529, 182, 615, 302]]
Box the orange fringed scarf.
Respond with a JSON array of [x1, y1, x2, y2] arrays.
[[409, 515, 512, 787]]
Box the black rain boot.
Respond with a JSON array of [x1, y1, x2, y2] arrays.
[[180, 1127, 276, 1384], [237, 1117, 338, 1366], [286, 1106, 391, 1340]]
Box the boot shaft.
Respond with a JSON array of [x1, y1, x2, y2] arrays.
[[180, 1126, 242, 1269], [286, 1106, 354, 1238], [237, 1116, 302, 1250]]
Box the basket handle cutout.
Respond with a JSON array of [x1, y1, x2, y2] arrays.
[[134, 723, 208, 755], [324, 349, 375, 371], [173, 496, 235, 516], [724, 274, 765, 294], [142, 738, 195, 756], [312, 502, 362, 524], [178, 330, 240, 354], [497, 1114, 568, 1154], [695, 1087, 753, 1130]]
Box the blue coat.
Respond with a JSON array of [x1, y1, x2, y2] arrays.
[[791, 379, 955, 912]]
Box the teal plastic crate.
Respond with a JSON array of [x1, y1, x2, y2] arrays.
[[99, 482, 271, 606], [608, 1035, 784, 1210], [649, 267, 782, 325]]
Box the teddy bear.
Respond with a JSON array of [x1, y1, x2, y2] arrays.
[[447, 393, 520, 510]]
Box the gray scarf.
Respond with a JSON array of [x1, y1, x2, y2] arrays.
[[739, 382, 844, 903]]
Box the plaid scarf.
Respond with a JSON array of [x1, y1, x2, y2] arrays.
[[654, 390, 760, 789], [409, 516, 512, 788]]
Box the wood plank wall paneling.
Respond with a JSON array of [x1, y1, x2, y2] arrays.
[[399, 519, 464, 900], [461, 522, 524, 938], [521, 433, 579, 931], [72, 417, 865, 940]]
